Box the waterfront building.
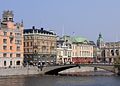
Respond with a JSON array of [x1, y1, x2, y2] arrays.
[[24, 26, 57, 65], [71, 36, 94, 63], [89, 41, 97, 62], [96, 33, 106, 62], [104, 42, 120, 63], [0, 11, 24, 67], [56, 36, 72, 64], [56, 35, 94, 64], [96, 33, 120, 63]]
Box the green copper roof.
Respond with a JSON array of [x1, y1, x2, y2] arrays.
[[71, 36, 88, 43]]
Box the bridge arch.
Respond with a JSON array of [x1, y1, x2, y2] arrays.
[[45, 65, 77, 75], [43, 64, 115, 75]]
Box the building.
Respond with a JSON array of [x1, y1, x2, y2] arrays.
[[96, 33, 106, 62], [89, 41, 97, 62], [56, 35, 94, 64], [71, 36, 94, 64], [56, 36, 72, 64], [24, 26, 57, 65], [0, 10, 24, 67], [96, 33, 120, 63], [104, 42, 120, 63]]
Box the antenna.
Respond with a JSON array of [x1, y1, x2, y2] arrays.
[[115, 33, 118, 42], [62, 25, 65, 37]]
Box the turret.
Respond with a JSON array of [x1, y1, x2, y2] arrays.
[[97, 33, 105, 49], [2, 10, 14, 22]]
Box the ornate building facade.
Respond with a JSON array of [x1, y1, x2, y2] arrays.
[[24, 26, 57, 65], [71, 36, 94, 63], [104, 42, 120, 63], [56, 35, 94, 64], [0, 11, 24, 67], [96, 33, 120, 63], [56, 36, 72, 64], [96, 33, 106, 62]]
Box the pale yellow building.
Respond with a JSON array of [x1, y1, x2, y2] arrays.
[[56, 36, 72, 64], [56, 36, 94, 64], [71, 36, 93, 63], [24, 26, 57, 65], [0, 11, 24, 67]]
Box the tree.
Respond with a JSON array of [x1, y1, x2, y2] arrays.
[[114, 56, 120, 65], [114, 56, 120, 75]]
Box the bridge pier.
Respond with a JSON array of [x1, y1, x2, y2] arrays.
[[114, 67, 120, 75], [94, 67, 97, 71]]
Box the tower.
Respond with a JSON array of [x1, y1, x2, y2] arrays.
[[97, 33, 105, 49], [2, 10, 14, 22], [1, 10, 14, 29], [0, 10, 24, 67]]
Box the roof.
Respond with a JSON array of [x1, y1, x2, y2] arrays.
[[24, 26, 55, 35], [71, 36, 88, 43]]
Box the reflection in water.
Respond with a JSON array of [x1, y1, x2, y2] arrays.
[[0, 75, 120, 86]]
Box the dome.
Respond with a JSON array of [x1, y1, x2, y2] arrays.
[[71, 36, 88, 43]]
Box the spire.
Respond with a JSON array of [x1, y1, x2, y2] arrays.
[[97, 32, 105, 48], [21, 19, 24, 27], [62, 25, 65, 37], [99, 32, 102, 38]]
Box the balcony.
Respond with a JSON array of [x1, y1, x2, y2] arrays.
[[9, 35, 14, 40]]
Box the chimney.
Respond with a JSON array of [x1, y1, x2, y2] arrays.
[[41, 28, 43, 31], [32, 26, 35, 29]]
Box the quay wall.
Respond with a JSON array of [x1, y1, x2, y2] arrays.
[[0, 66, 113, 76], [0, 66, 43, 76]]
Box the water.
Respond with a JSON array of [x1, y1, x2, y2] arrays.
[[0, 75, 120, 86]]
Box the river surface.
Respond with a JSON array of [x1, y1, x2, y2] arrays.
[[0, 75, 120, 86]]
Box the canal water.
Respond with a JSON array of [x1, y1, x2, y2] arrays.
[[0, 75, 120, 86]]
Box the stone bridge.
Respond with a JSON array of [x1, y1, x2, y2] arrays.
[[38, 64, 120, 75], [0, 64, 119, 76]]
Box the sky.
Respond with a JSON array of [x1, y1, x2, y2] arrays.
[[0, 0, 120, 42]]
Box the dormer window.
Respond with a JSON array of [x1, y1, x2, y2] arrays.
[[3, 31, 7, 36], [9, 18, 13, 22], [10, 32, 13, 36]]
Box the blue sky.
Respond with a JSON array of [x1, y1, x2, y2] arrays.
[[0, 0, 120, 42]]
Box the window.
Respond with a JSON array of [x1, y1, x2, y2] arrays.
[[3, 53, 7, 57], [16, 54, 21, 57], [10, 61, 12, 66], [3, 39, 7, 44], [111, 50, 114, 56], [9, 18, 13, 22], [4, 61, 6, 66], [17, 46, 20, 51], [10, 53, 12, 57], [16, 61, 20, 65], [10, 32, 13, 36], [10, 46, 12, 50], [31, 42, 33, 46], [10, 39, 12, 44], [3, 32, 7, 36], [27, 42, 29, 46], [24, 42, 25, 47], [15, 40, 21, 44], [3, 46, 7, 50], [116, 50, 119, 56]]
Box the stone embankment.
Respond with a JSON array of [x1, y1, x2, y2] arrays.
[[0, 66, 114, 76], [0, 66, 41, 76], [59, 67, 114, 76]]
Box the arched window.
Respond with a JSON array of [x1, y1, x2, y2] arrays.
[[16, 61, 20, 65], [4, 61, 6, 66], [111, 50, 114, 56], [101, 50, 105, 57], [10, 61, 12, 66], [116, 50, 119, 56]]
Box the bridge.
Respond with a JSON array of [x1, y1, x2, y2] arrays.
[[37, 63, 120, 75]]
